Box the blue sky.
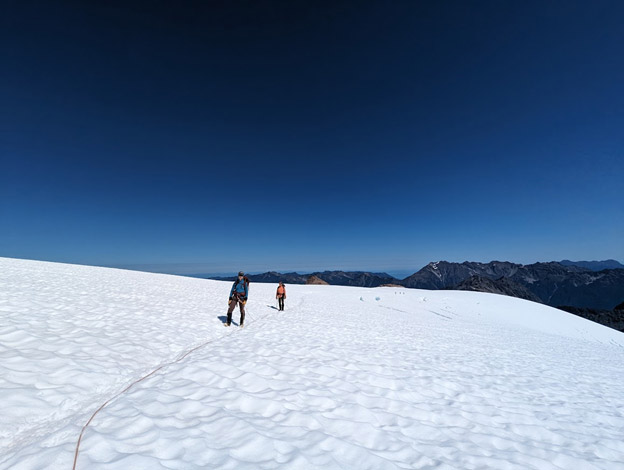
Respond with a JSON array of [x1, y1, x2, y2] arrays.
[[2, 1, 623, 277]]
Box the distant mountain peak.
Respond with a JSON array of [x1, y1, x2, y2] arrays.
[[559, 259, 624, 271], [306, 275, 328, 285]]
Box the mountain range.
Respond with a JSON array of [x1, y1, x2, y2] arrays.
[[209, 260, 624, 312], [404, 261, 624, 310]]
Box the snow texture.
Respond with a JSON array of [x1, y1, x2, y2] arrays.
[[1, 257, 624, 469]]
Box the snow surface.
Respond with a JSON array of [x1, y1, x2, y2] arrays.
[[1, 257, 624, 470]]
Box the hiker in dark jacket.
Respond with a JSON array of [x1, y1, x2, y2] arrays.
[[276, 282, 286, 311], [226, 271, 249, 327]]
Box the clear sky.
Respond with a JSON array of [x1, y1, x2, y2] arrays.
[[2, 1, 623, 277]]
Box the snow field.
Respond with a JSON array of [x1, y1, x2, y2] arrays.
[[1, 257, 624, 469]]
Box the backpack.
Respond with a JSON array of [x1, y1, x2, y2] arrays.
[[234, 276, 250, 292]]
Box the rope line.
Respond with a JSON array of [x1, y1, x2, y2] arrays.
[[72, 308, 268, 470]]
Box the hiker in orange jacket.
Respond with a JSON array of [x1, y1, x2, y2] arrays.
[[276, 282, 286, 311]]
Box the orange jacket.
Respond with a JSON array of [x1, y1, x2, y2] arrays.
[[276, 285, 286, 298]]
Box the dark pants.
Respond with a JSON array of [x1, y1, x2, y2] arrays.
[[227, 298, 246, 325], [278, 297, 285, 311]]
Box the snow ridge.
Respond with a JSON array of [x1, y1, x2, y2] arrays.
[[1, 257, 624, 469]]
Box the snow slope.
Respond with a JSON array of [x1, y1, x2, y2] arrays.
[[1, 257, 623, 469]]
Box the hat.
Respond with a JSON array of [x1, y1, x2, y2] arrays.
[[238, 271, 244, 276]]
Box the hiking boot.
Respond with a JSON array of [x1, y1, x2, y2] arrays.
[[225, 323, 230, 327], [240, 324, 244, 328]]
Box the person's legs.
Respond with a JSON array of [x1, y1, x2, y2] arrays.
[[239, 301, 246, 325], [278, 297, 284, 310], [226, 300, 237, 325]]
